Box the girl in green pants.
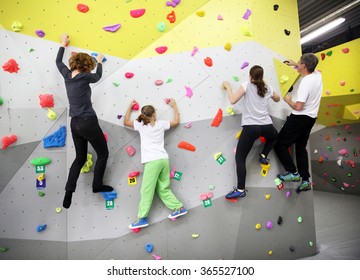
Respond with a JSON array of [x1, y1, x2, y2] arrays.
[[124, 99, 187, 229]]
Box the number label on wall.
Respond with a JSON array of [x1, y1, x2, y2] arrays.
[[203, 198, 212, 208], [36, 165, 45, 173], [106, 199, 114, 210]]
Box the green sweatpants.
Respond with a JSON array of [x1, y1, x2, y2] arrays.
[[138, 158, 183, 218]]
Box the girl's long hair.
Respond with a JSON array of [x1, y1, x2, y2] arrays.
[[136, 105, 155, 125], [250, 65, 267, 98]]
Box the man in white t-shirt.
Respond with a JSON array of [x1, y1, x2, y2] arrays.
[[274, 53, 323, 193]]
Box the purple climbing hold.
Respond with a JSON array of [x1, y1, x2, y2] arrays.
[[242, 9, 251, 20], [241, 61, 249, 69], [35, 30, 45, 37], [103, 24, 121, 32]]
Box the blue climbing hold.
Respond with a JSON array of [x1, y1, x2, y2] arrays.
[[36, 224, 47, 232], [43, 126, 66, 148], [145, 243, 153, 253], [102, 191, 117, 200]]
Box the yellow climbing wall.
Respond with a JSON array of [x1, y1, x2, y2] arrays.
[[273, 58, 300, 97], [316, 38, 360, 126], [0, 0, 300, 60]]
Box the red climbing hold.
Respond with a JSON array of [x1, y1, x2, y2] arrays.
[[2, 59, 20, 73], [167, 11, 176, 23], [155, 46, 168, 54], [204, 57, 213, 67], [211, 109, 222, 127], [39, 94, 54, 108], [77, 4, 89, 13], [125, 72, 134, 79], [130, 9, 146, 18], [178, 141, 196, 152]]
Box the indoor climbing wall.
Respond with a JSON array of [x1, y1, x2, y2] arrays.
[[310, 38, 360, 195], [1, 0, 317, 259]]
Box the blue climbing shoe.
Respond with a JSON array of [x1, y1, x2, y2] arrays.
[[277, 171, 301, 182], [128, 217, 149, 229], [296, 181, 312, 193], [259, 154, 270, 165], [225, 189, 246, 199], [168, 207, 187, 219]]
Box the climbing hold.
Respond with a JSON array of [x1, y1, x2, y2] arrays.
[[268, 250, 273, 256], [11, 21, 22, 32], [217, 14, 223, 20], [209, 184, 215, 190], [38, 191, 45, 197], [178, 141, 196, 152], [318, 156, 324, 163], [342, 48, 349, 53], [213, 152, 222, 160], [156, 22, 166, 32], [152, 254, 162, 260], [166, 10, 176, 23], [36, 224, 47, 232], [280, 75, 289, 84], [285, 190, 291, 198], [232, 76, 239, 82], [37, 173, 45, 181], [326, 145, 332, 151], [259, 136, 266, 143], [164, 98, 171, 104], [145, 243, 153, 253], [125, 145, 136, 156], [77, 4, 89, 13], [277, 216, 283, 225], [240, 25, 252, 36], [35, 30, 45, 37], [43, 126, 66, 148], [191, 46, 198, 56], [185, 86, 193, 98], [321, 53, 326, 60], [240, 61, 249, 69], [340, 81, 346, 86], [128, 171, 140, 177], [206, 192, 213, 199], [47, 108, 57, 121], [325, 90, 331, 95], [132, 228, 141, 233], [113, 82, 120, 87], [184, 122, 192, 128], [192, 234, 199, 238], [265, 194, 271, 200], [81, 153, 93, 173], [314, 149, 318, 154], [297, 216, 303, 223], [242, 9, 251, 20], [273, 4, 279, 11], [0, 247, 9, 253], [326, 50, 332, 56], [30, 157, 52, 166], [2, 59, 20, 73], [55, 207, 62, 213], [0, 97, 3, 105], [196, 10, 205, 17], [284, 29, 291, 36], [103, 24, 121, 32], [204, 57, 213, 67], [211, 109, 223, 127], [235, 130, 242, 139], [266, 221, 273, 229], [39, 94, 54, 108], [102, 191, 117, 201], [155, 46, 168, 54], [224, 43, 232, 51], [125, 72, 134, 79], [275, 178, 284, 190], [226, 107, 235, 115], [347, 172, 352, 177], [155, 80, 163, 86], [169, 165, 176, 178], [130, 9, 146, 18], [2, 135, 17, 150], [166, 0, 181, 8], [289, 246, 295, 252], [255, 223, 262, 230], [343, 182, 350, 188], [200, 194, 208, 200], [91, 53, 107, 63], [309, 241, 314, 247], [338, 148, 348, 156], [132, 101, 139, 110]]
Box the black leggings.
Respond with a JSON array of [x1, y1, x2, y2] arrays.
[[65, 116, 109, 192], [274, 114, 316, 181], [235, 124, 278, 190]]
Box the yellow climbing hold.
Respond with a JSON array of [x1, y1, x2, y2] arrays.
[[213, 152, 222, 160], [224, 43, 232, 51], [265, 194, 271, 200], [280, 75, 289, 84], [268, 250, 273, 255], [196, 10, 205, 17], [192, 234, 199, 238], [235, 130, 242, 139], [55, 207, 62, 213], [47, 108, 58, 121], [255, 223, 262, 230], [37, 173, 45, 181]]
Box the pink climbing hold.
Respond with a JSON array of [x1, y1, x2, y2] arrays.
[[77, 4, 89, 13], [191, 46, 198, 56], [155, 46, 168, 54], [200, 194, 208, 200], [184, 122, 192, 128], [130, 9, 146, 18], [155, 80, 163, 86], [152, 254, 162, 260], [132, 228, 141, 233], [126, 145, 136, 156], [217, 14, 223, 20], [206, 192, 213, 199], [185, 86, 193, 98], [128, 171, 140, 177], [242, 9, 251, 20], [241, 61, 249, 69], [338, 148, 348, 156], [132, 102, 139, 110], [125, 72, 134, 78], [164, 98, 171, 104], [170, 165, 176, 178], [266, 221, 273, 229], [2, 59, 20, 73], [340, 81, 346, 86], [342, 48, 349, 54]]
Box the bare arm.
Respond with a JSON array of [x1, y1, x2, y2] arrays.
[[284, 94, 304, 111], [169, 98, 180, 128], [222, 81, 245, 104], [124, 100, 136, 128], [271, 91, 281, 102]]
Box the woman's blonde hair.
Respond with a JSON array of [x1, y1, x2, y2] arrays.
[[136, 105, 155, 125], [69, 52, 96, 73]]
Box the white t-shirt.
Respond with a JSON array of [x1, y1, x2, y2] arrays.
[[134, 120, 170, 163], [240, 81, 274, 126], [292, 71, 323, 118]]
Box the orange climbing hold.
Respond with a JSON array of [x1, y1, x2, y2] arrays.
[[211, 109, 222, 127], [178, 141, 196, 152]]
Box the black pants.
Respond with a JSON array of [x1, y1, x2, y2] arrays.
[[274, 114, 316, 181], [65, 116, 109, 192], [235, 124, 278, 190]]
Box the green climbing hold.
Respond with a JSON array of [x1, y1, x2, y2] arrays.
[[232, 76, 239, 82], [113, 82, 120, 87], [335, 131, 340, 135], [331, 177, 337, 182], [347, 172, 352, 177], [166, 78, 173, 83], [326, 146, 332, 151], [309, 241, 314, 247], [0, 247, 8, 253], [297, 216, 303, 223], [0, 97, 4, 106], [350, 89, 354, 92], [38, 191, 45, 197], [326, 50, 332, 56], [30, 157, 52, 166], [29, 48, 35, 52]]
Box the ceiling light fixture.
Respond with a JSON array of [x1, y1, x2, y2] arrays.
[[300, 17, 346, 45]]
